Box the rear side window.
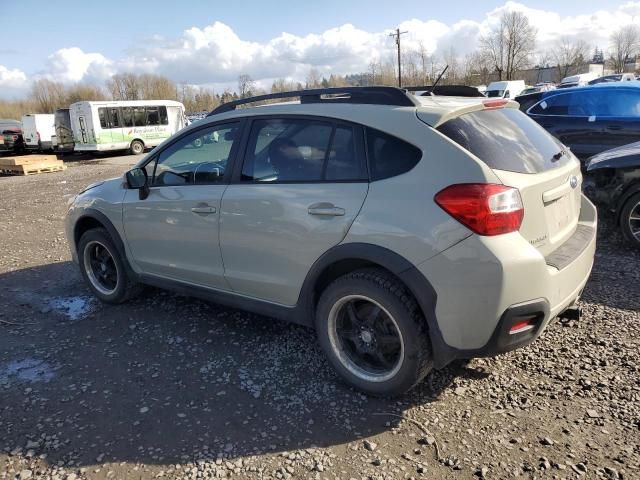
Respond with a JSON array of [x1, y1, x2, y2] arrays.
[[366, 128, 421, 181], [437, 107, 570, 174], [529, 93, 572, 115]]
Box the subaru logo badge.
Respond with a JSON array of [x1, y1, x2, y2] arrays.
[[570, 176, 578, 189]]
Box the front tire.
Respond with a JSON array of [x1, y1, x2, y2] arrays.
[[129, 140, 144, 155], [77, 228, 141, 303], [315, 269, 433, 396], [620, 191, 640, 248]]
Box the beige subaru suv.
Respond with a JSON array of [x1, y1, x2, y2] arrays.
[[65, 87, 597, 396]]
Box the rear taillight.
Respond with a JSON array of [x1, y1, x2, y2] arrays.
[[435, 183, 524, 236]]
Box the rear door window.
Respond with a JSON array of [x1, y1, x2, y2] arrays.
[[241, 118, 367, 183], [437, 107, 570, 174], [529, 93, 573, 115]]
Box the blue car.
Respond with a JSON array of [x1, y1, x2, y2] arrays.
[[515, 82, 640, 160]]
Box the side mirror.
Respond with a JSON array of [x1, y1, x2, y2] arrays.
[[126, 167, 149, 200]]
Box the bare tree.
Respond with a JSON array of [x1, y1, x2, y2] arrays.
[[441, 46, 460, 84], [462, 50, 493, 85], [65, 84, 107, 104], [305, 68, 322, 88], [107, 73, 140, 100], [609, 25, 640, 73], [138, 74, 177, 100], [30, 79, 66, 113], [480, 11, 537, 80], [552, 38, 590, 80], [237, 74, 255, 98]]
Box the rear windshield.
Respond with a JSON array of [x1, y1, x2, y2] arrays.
[[436, 107, 570, 173]]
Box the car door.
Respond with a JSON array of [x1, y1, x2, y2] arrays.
[[528, 91, 603, 159], [220, 117, 369, 306], [122, 121, 242, 290], [596, 88, 640, 150]]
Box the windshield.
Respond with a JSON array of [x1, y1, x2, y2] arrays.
[[486, 90, 504, 98], [437, 107, 572, 174]]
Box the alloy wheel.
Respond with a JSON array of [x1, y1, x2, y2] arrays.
[[83, 241, 119, 295], [327, 295, 404, 383]]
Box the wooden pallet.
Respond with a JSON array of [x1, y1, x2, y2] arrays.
[[0, 164, 66, 176], [0, 154, 59, 166], [0, 155, 65, 176]]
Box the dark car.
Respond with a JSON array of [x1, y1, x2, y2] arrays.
[[514, 91, 545, 112], [584, 142, 640, 248], [522, 83, 640, 160], [0, 119, 25, 155]]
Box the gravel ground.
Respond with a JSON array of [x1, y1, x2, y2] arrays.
[[0, 158, 638, 480]]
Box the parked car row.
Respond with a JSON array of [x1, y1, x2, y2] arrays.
[[1, 100, 188, 157]]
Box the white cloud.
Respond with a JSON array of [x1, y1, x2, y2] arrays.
[[1, 1, 639, 99], [0, 65, 27, 97], [40, 47, 114, 83]]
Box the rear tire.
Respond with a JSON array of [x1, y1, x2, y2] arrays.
[[129, 140, 144, 155], [315, 268, 433, 396], [77, 228, 142, 303], [620, 191, 640, 248]]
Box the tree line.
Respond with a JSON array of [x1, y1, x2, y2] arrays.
[[1, 13, 638, 120]]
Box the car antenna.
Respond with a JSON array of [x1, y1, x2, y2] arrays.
[[428, 65, 449, 94]]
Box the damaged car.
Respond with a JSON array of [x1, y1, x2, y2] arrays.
[[585, 142, 640, 248]]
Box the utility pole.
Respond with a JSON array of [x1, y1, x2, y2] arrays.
[[389, 28, 408, 87]]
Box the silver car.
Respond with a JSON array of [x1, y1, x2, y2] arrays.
[[65, 87, 597, 396]]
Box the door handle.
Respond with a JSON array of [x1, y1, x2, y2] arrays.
[[308, 203, 345, 216], [606, 125, 622, 131], [191, 205, 216, 214]]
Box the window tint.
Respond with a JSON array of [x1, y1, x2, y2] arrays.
[[437, 108, 570, 174], [152, 123, 239, 186], [159, 106, 168, 125], [122, 107, 134, 127], [585, 89, 640, 117], [108, 108, 121, 128], [146, 106, 160, 126], [242, 119, 332, 182], [98, 108, 108, 128], [366, 128, 421, 181], [530, 90, 640, 117], [529, 93, 572, 115], [325, 126, 366, 181], [133, 107, 146, 127]]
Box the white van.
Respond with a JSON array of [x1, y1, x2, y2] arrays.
[[558, 72, 600, 88], [485, 80, 526, 99], [69, 100, 186, 154], [21, 114, 55, 151]]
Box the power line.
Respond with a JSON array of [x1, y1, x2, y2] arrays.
[[389, 28, 408, 87]]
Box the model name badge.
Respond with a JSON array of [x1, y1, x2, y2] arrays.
[[529, 235, 548, 246]]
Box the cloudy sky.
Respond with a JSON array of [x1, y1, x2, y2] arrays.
[[1, 0, 639, 98]]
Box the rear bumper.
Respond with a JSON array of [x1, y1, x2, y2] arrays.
[[414, 194, 597, 367]]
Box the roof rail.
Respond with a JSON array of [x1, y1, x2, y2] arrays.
[[207, 86, 418, 116]]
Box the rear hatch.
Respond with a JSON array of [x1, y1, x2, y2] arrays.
[[432, 106, 582, 257]]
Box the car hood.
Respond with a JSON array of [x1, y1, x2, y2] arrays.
[[587, 141, 640, 171]]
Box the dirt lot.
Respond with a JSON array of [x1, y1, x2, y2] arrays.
[[0, 155, 638, 480]]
